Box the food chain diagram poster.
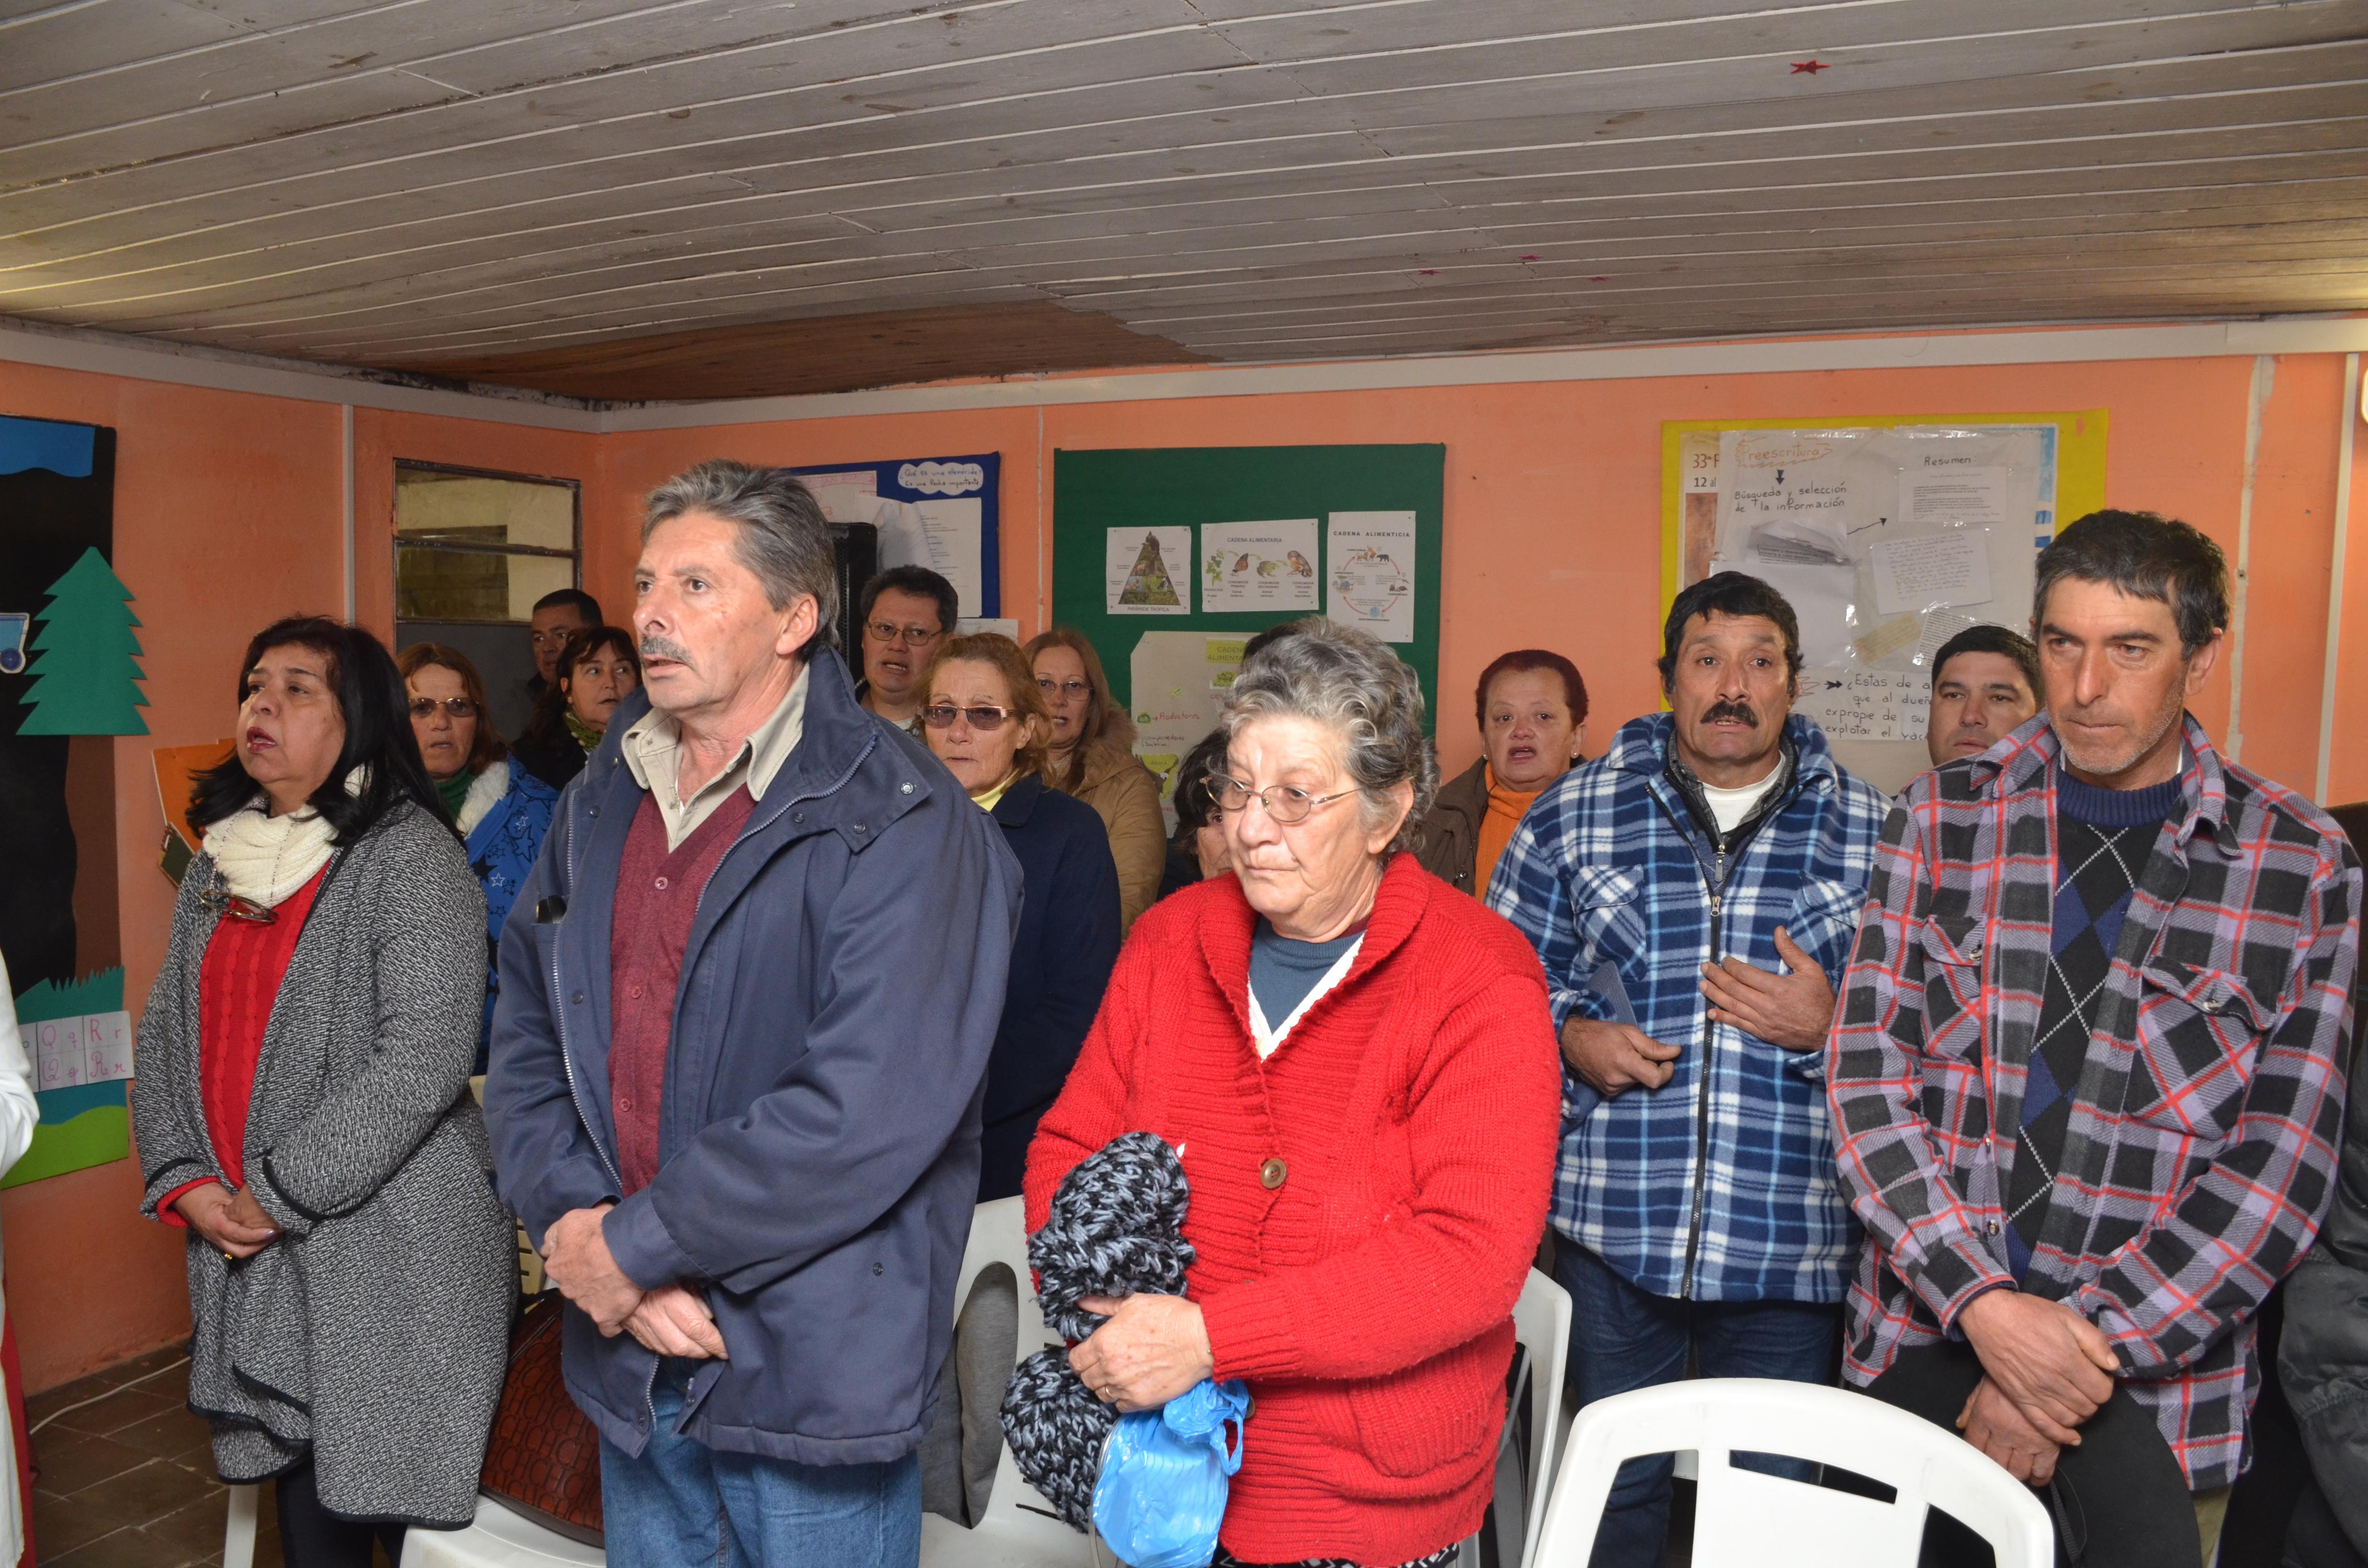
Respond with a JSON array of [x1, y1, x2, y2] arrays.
[[1200, 519, 1318, 612], [1325, 510, 1416, 643]]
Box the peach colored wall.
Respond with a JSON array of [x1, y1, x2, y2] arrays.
[[1, 338, 2359, 1390], [0, 362, 347, 1391], [0, 372, 598, 1392], [603, 355, 2363, 795]]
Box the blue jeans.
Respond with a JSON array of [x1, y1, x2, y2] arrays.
[[1553, 1241, 1841, 1568], [600, 1359, 922, 1568]]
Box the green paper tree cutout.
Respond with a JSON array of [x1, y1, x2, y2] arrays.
[[17, 547, 148, 736]]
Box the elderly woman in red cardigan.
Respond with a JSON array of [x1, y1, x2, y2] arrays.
[[1024, 618, 1563, 1568]]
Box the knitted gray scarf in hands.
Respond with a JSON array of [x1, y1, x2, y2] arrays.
[[1001, 1131, 1196, 1531]]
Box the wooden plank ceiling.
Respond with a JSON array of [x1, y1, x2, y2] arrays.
[[2, 0, 2364, 402]]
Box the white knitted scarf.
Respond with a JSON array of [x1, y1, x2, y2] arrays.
[[201, 767, 366, 907], [453, 758, 510, 839]]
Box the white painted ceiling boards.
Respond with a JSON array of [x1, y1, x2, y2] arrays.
[[2, 0, 2364, 400]]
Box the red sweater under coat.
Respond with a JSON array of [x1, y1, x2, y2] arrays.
[[1025, 853, 1561, 1568]]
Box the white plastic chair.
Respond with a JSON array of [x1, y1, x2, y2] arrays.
[[1479, 1268, 1571, 1568], [921, 1195, 1103, 1568], [402, 1493, 605, 1567], [223, 1482, 260, 1568], [1532, 1377, 2053, 1568]]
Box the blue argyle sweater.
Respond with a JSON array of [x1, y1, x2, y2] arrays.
[[1488, 712, 1889, 1302], [2002, 770, 2185, 1281]]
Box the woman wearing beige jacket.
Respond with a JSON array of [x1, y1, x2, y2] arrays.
[[1026, 628, 1167, 932]]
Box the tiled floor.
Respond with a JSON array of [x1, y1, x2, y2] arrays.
[[24, 1348, 284, 1568]]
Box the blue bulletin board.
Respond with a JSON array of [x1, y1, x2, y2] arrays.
[[790, 453, 1002, 619]]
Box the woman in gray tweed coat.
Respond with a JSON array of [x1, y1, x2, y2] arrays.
[[130, 618, 513, 1567]]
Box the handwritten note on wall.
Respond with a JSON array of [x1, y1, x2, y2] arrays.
[[1870, 531, 1994, 616], [1795, 669, 1929, 742]]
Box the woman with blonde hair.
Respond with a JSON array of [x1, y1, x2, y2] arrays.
[[1024, 628, 1165, 932], [918, 633, 1120, 1200]]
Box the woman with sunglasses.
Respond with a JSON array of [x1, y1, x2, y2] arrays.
[[1023, 619, 1561, 1568], [508, 624, 641, 791], [397, 642, 558, 1071], [1023, 628, 1166, 934], [916, 633, 1120, 1203], [130, 618, 513, 1567]]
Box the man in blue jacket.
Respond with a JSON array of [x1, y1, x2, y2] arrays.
[[486, 459, 1022, 1568], [1491, 572, 1888, 1567]]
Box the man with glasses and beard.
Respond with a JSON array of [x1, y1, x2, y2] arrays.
[[1829, 512, 2360, 1567], [1492, 572, 1889, 1567]]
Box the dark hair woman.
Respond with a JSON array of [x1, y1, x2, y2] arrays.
[[507, 625, 641, 791], [1416, 649, 1590, 898], [1023, 627, 1165, 933], [918, 633, 1121, 1202], [1155, 727, 1234, 903], [131, 617, 514, 1568], [396, 642, 557, 1072]]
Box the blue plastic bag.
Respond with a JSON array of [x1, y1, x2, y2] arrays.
[[1091, 1377, 1251, 1568]]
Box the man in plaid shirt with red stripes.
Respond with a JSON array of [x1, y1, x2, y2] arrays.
[[1828, 511, 2359, 1568]]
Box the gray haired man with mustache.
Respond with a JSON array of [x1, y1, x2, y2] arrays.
[[1489, 571, 1889, 1566], [486, 459, 1021, 1567]]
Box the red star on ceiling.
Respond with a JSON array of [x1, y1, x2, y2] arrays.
[[1790, 59, 1830, 74]]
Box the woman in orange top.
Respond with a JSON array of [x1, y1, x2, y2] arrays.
[[1415, 650, 1589, 897]]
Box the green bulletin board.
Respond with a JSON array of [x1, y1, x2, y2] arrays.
[[1051, 444, 1444, 806]]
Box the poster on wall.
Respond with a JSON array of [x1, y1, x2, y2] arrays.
[[1051, 446, 1445, 822], [1106, 526, 1193, 615], [0, 412, 136, 1185], [790, 453, 1001, 619], [1325, 510, 1418, 643], [1129, 632, 1245, 825], [1662, 411, 2107, 791], [1706, 426, 2049, 686], [1200, 519, 1318, 612]]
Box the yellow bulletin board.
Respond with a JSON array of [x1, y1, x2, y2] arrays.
[[1658, 411, 2107, 791]]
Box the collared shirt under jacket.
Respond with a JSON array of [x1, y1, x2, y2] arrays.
[[1827, 713, 2361, 1490], [1490, 711, 1889, 1304]]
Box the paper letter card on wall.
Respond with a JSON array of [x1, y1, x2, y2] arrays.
[[4, 966, 132, 1188], [31, 1010, 132, 1090], [1326, 511, 1417, 643], [1107, 527, 1193, 615]]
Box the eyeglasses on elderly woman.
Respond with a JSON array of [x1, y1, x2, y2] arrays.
[[1207, 773, 1358, 824], [922, 702, 1015, 731]]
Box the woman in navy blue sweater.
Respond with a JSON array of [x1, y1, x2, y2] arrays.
[[918, 633, 1122, 1201]]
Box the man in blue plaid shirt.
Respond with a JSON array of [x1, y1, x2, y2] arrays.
[[1491, 572, 1887, 1566]]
